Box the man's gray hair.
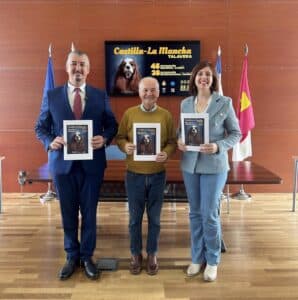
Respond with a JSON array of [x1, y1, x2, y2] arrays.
[[66, 50, 90, 66], [138, 76, 160, 89]]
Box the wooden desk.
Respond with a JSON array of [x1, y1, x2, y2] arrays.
[[27, 160, 282, 184], [104, 160, 282, 185], [27, 160, 282, 209], [103, 160, 282, 212], [224, 161, 282, 213], [27, 144, 282, 188]]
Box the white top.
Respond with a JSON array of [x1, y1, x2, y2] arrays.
[[194, 96, 212, 113]]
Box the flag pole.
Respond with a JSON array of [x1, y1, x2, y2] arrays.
[[244, 43, 248, 56], [48, 43, 52, 57], [39, 44, 57, 203], [71, 42, 76, 51], [216, 45, 227, 201], [232, 43, 252, 201]]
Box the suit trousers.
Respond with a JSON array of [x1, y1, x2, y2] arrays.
[[54, 162, 104, 261]]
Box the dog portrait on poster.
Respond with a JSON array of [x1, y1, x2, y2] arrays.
[[113, 57, 142, 94], [69, 131, 86, 154], [186, 125, 202, 146], [137, 134, 155, 155]]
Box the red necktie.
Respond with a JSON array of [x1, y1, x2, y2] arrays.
[[73, 88, 82, 119]]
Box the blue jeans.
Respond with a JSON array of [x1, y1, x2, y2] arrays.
[[182, 171, 227, 266], [126, 170, 166, 255]]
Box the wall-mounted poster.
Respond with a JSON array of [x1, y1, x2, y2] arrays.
[[63, 120, 93, 160], [133, 123, 161, 161], [181, 113, 209, 151], [105, 40, 200, 96]]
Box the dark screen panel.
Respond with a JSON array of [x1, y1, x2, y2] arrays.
[[105, 40, 200, 97]]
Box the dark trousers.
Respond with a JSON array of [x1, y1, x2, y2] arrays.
[[54, 162, 104, 261]]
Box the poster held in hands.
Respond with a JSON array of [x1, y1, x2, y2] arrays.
[[63, 120, 93, 160], [133, 123, 160, 161], [181, 113, 209, 151]]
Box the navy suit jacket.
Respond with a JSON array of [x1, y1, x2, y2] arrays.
[[35, 84, 118, 176]]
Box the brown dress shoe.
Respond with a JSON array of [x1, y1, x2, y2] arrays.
[[130, 254, 142, 275], [147, 254, 158, 275]]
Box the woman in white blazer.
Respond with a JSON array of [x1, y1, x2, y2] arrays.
[[178, 61, 241, 281]]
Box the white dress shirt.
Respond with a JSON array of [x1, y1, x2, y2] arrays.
[[67, 82, 86, 112]]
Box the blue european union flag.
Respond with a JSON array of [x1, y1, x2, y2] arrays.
[[39, 53, 55, 137], [43, 56, 55, 99]]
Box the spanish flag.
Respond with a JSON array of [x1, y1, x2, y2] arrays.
[[232, 51, 255, 161]]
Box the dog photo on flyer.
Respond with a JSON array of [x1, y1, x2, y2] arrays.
[[63, 120, 93, 160], [133, 123, 160, 161], [181, 113, 209, 152]]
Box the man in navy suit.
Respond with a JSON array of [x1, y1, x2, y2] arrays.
[[35, 50, 118, 280]]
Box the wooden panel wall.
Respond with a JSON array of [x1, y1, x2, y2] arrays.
[[0, 0, 297, 192]]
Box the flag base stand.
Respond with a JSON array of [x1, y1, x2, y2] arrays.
[[40, 182, 57, 204], [221, 239, 227, 253], [220, 192, 227, 201], [231, 184, 251, 200]]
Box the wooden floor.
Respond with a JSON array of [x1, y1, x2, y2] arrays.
[[0, 193, 298, 300]]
